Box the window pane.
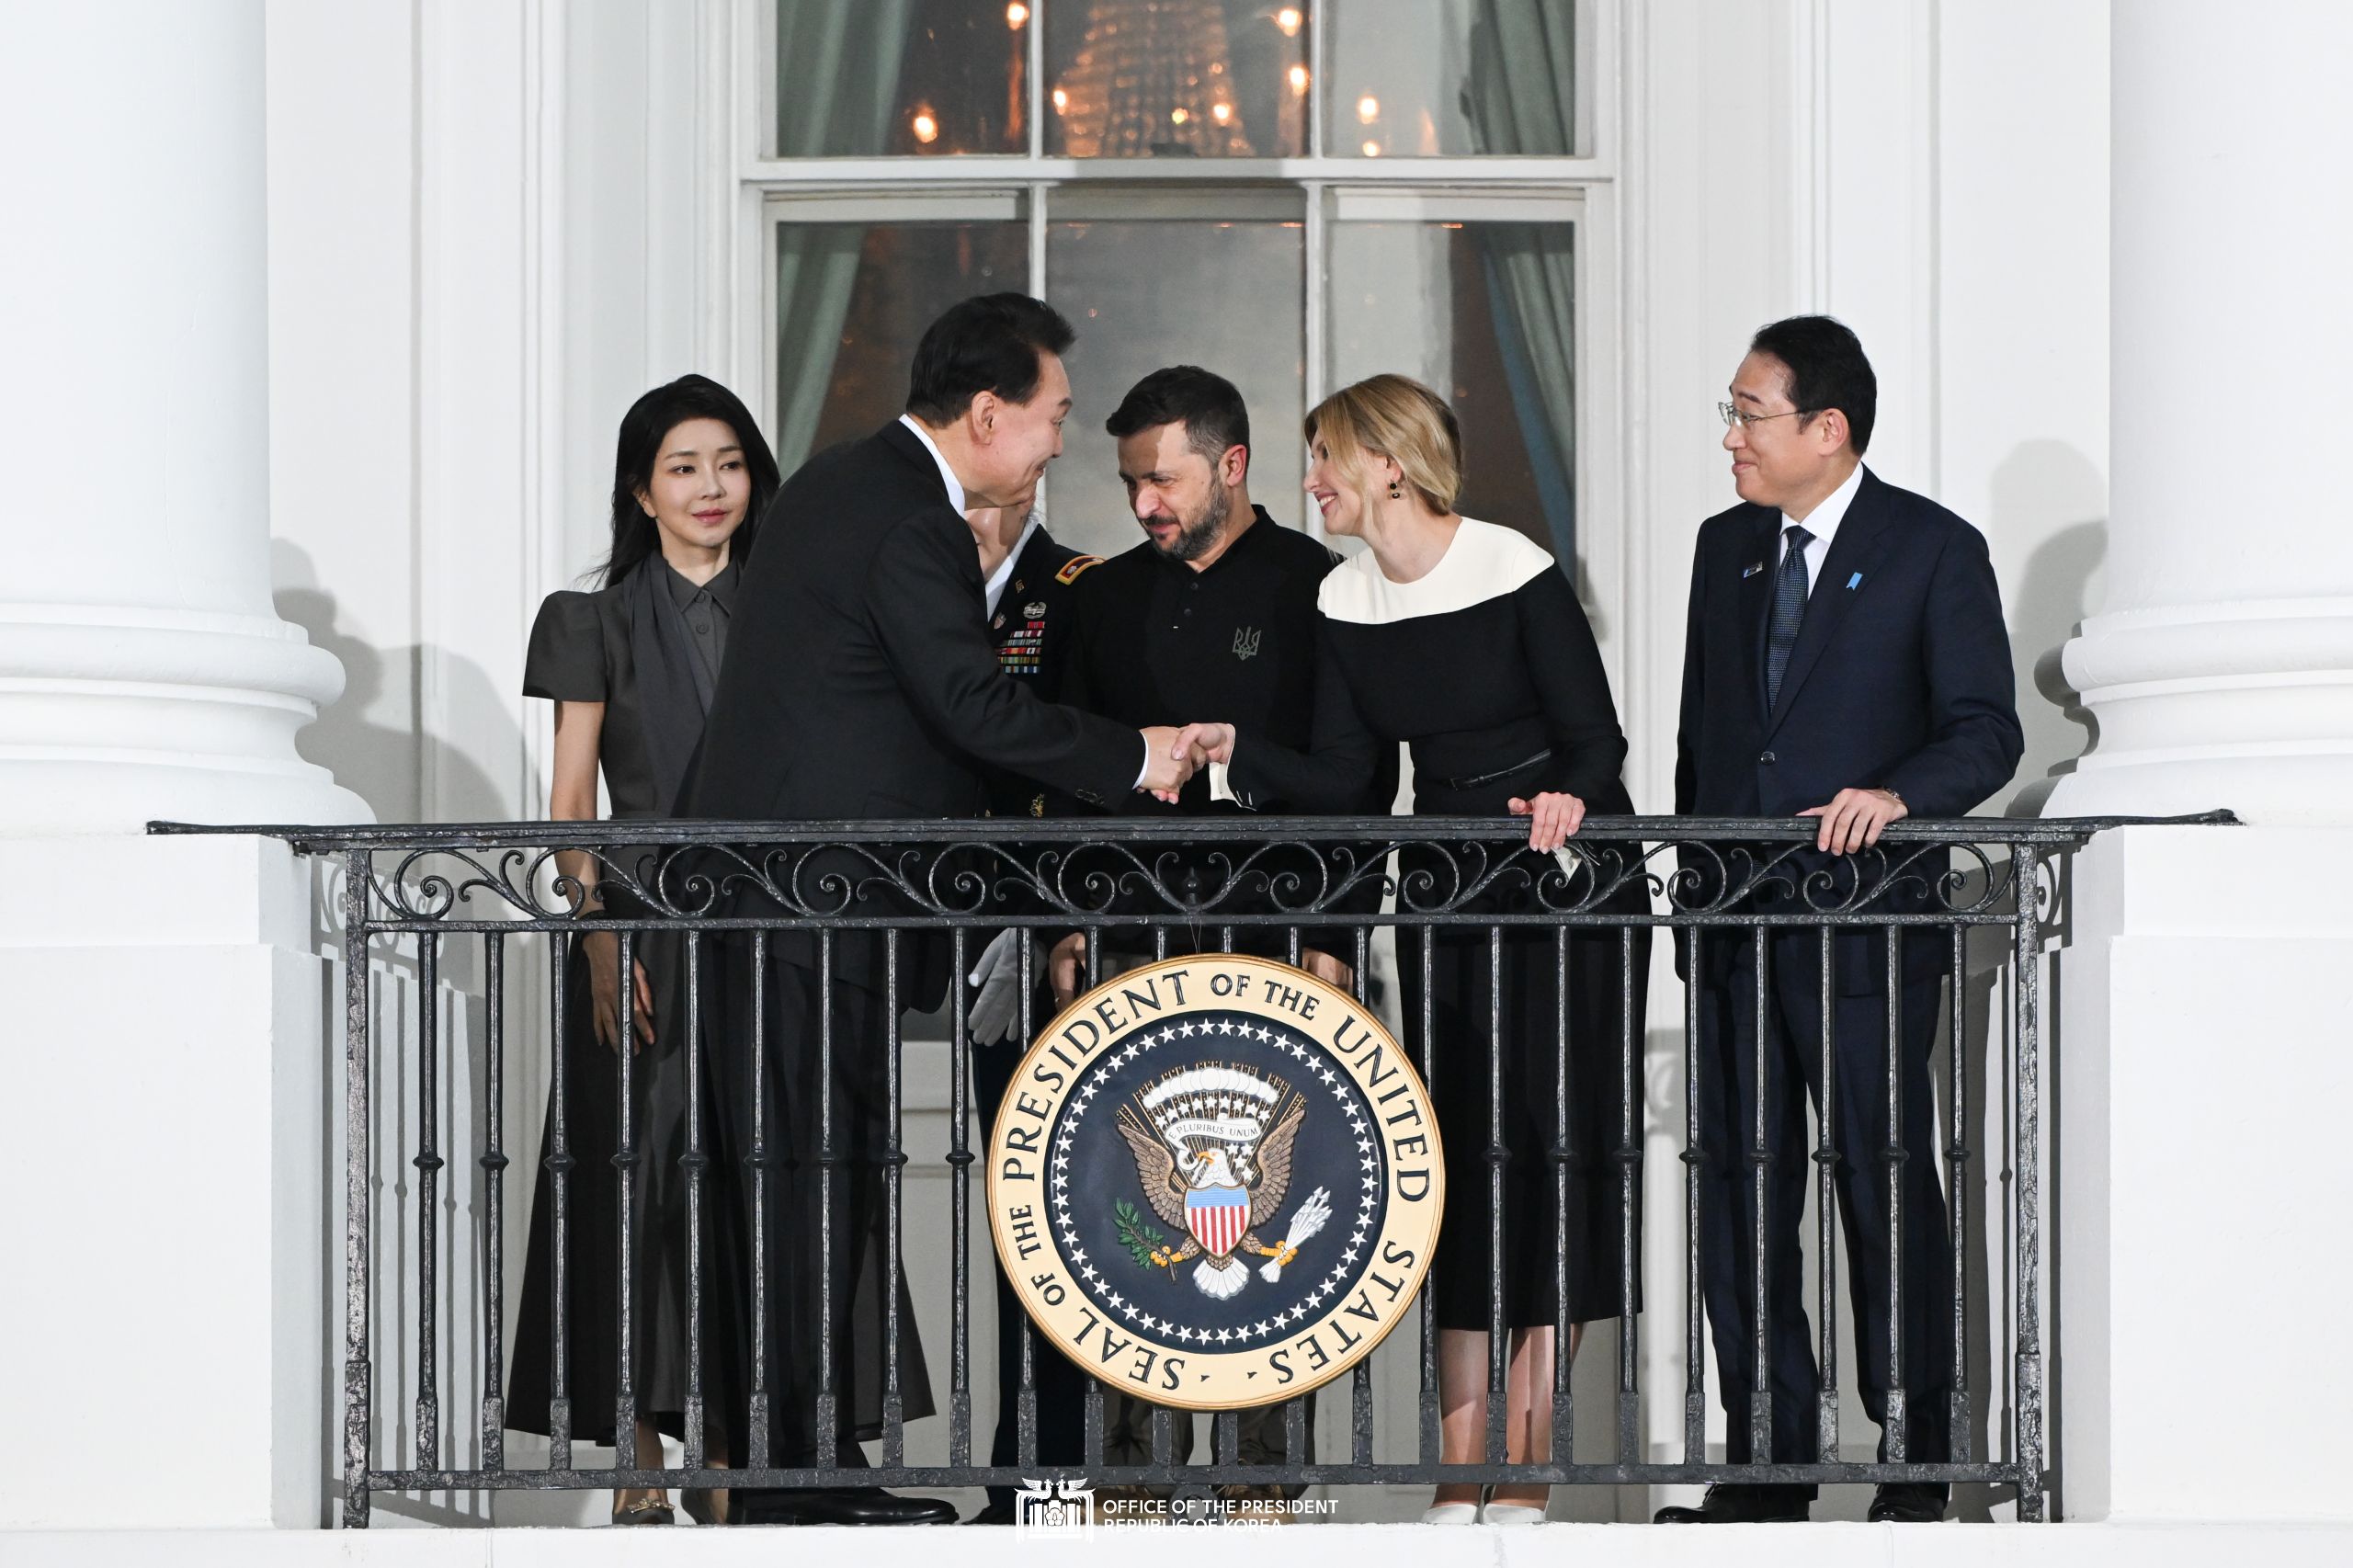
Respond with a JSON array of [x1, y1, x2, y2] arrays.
[[1045, 0, 1309, 158], [1328, 222, 1574, 558], [1044, 218, 1304, 558], [1329, 0, 1574, 158], [775, 220, 1029, 472], [775, 0, 1028, 157]]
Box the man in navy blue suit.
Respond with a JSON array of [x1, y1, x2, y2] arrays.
[[1659, 317, 2023, 1526]]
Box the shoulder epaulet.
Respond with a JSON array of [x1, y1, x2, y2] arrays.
[[1055, 554, 1105, 585]]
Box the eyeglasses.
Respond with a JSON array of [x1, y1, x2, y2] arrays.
[[1718, 401, 1813, 431]]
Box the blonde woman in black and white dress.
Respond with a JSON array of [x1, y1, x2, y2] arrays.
[[1176, 374, 1650, 1527]]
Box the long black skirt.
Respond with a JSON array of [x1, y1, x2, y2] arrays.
[[506, 925, 740, 1447], [1403, 875, 1651, 1332]]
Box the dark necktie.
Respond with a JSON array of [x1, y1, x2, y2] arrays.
[[1765, 523, 1813, 708]]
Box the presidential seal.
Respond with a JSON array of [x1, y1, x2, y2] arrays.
[[987, 954, 1443, 1410]]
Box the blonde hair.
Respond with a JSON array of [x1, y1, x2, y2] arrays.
[[1303, 374, 1464, 514]]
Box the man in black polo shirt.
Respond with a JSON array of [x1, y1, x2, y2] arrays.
[[1047, 365, 1393, 1500]]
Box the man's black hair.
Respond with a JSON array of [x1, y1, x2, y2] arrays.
[[904, 292, 1077, 424], [1749, 314, 1877, 456], [1104, 364, 1251, 472]]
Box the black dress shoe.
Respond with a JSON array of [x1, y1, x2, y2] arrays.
[[1654, 1483, 1813, 1524], [743, 1486, 956, 1526], [1868, 1483, 1947, 1523]]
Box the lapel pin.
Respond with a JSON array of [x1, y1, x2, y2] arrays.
[[1742, 562, 1764, 579], [1847, 572, 1863, 589]]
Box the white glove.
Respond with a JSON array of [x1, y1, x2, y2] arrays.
[[967, 928, 1027, 1045]]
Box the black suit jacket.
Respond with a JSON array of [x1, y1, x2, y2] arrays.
[[1674, 469, 2023, 985], [685, 421, 1142, 998]]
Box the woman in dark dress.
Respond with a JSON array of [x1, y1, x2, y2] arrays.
[[506, 375, 779, 1525], [1174, 375, 1648, 1525]]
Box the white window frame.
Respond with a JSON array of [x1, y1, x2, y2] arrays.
[[720, 0, 1620, 579]]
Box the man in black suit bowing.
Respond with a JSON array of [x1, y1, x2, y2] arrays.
[[688, 295, 1193, 1524], [1660, 317, 2022, 1527]]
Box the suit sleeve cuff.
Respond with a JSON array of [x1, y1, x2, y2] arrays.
[[1880, 762, 1941, 818]]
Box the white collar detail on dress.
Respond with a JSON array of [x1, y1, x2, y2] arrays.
[[1317, 518, 1555, 626]]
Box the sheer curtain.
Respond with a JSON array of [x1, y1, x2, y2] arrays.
[[1466, 0, 1578, 563], [772, 2, 916, 471]]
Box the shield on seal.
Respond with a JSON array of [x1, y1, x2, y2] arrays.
[[1185, 1184, 1249, 1259]]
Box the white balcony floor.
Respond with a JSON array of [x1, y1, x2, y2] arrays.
[[13, 1521, 2353, 1568]]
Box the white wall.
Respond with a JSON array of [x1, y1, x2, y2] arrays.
[[2058, 826, 2353, 1522], [265, 0, 551, 828], [267, 0, 733, 820], [558, 0, 737, 600], [265, 0, 429, 824], [1936, 2, 2110, 813], [0, 837, 324, 1528]]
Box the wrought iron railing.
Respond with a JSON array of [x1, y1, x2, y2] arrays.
[[153, 812, 2232, 1527]]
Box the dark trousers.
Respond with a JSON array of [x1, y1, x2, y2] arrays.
[[1694, 932, 1952, 1493], [706, 945, 935, 1467]]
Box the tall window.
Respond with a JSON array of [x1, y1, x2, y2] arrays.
[[748, 0, 1606, 564]]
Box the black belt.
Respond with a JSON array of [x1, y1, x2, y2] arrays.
[[1431, 748, 1552, 792]]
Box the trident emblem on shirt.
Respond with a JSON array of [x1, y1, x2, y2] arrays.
[[1232, 626, 1263, 661]]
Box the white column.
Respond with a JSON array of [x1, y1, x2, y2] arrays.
[[0, 0, 365, 831], [0, 835, 325, 1528], [2046, 0, 2353, 824], [2053, 2, 2353, 1529], [2057, 827, 2353, 1523], [0, 1, 346, 1530]]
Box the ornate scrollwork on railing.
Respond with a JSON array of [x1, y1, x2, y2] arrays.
[[1652, 835, 2017, 917], [2027, 844, 2063, 926], [1020, 835, 1393, 919], [353, 826, 2028, 926], [372, 846, 575, 922]]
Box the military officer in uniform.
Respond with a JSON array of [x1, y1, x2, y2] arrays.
[[971, 503, 1101, 820], [963, 502, 1100, 1524]]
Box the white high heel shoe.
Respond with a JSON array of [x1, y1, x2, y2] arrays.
[[1481, 1501, 1546, 1526], [1421, 1501, 1482, 1525]]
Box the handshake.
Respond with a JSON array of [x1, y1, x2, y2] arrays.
[[1134, 722, 1238, 802]]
